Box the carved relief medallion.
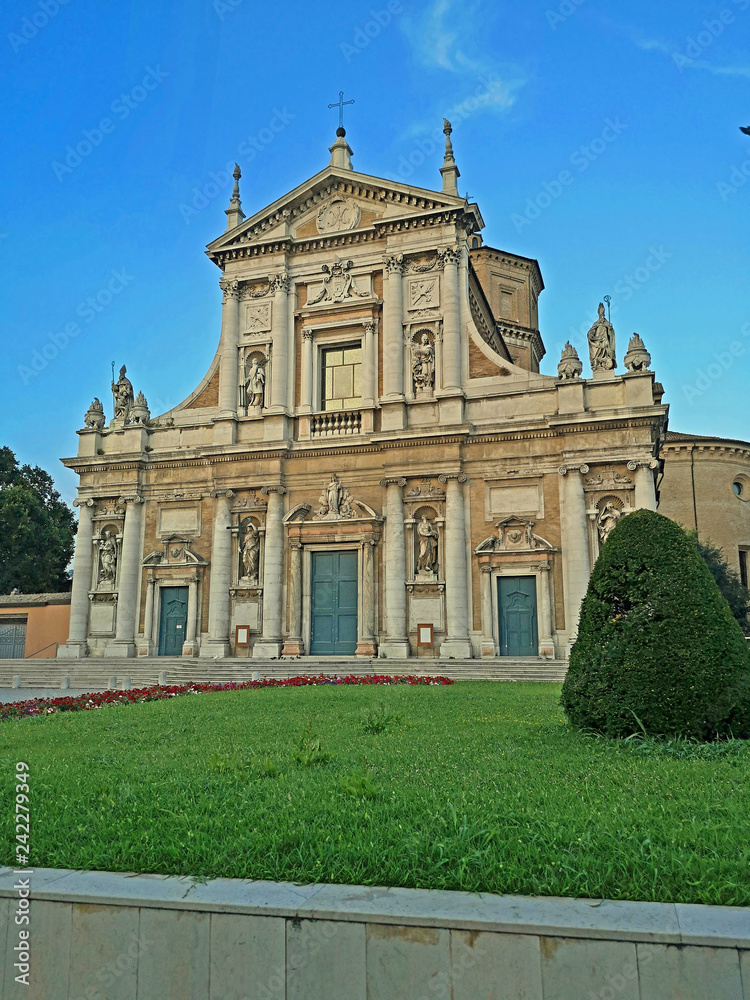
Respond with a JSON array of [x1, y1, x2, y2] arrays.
[[316, 197, 361, 234]]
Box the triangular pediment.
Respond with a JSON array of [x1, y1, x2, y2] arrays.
[[206, 166, 480, 259]]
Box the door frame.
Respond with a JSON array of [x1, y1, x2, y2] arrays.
[[496, 574, 538, 657], [302, 543, 362, 656], [157, 585, 190, 657], [488, 566, 548, 658]]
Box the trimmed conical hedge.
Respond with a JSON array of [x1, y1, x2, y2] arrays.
[[561, 509, 750, 740]]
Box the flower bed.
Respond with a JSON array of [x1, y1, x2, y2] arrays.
[[0, 674, 454, 722]]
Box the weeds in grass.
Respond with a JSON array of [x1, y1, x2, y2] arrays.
[[293, 718, 333, 767], [620, 734, 750, 760], [340, 769, 381, 798], [362, 702, 403, 734]]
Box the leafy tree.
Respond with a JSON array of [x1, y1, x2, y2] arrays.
[[687, 531, 750, 636], [0, 447, 76, 593], [561, 509, 750, 741]]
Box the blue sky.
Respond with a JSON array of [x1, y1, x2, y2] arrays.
[[2, 0, 748, 504]]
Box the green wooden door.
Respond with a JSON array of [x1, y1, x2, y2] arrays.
[[498, 577, 538, 657], [310, 551, 358, 655], [158, 587, 188, 657]]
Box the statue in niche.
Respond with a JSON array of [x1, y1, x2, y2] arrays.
[[597, 501, 622, 543], [111, 365, 134, 421], [586, 303, 616, 373], [244, 355, 266, 408], [416, 515, 439, 575], [240, 520, 260, 583], [98, 529, 117, 587], [412, 334, 435, 393]]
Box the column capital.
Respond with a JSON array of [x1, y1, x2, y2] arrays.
[[383, 254, 404, 275], [260, 485, 286, 497], [117, 494, 143, 506], [272, 272, 290, 294], [380, 477, 406, 488], [73, 497, 95, 508], [480, 564, 493, 575], [438, 473, 467, 484], [437, 245, 460, 269], [209, 489, 235, 500], [558, 465, 588, 477], [220, 277, 241, 301], [364, 319, 377, 335], [302, 327, 314, 341]]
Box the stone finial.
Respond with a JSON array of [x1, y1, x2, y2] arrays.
[[329, 131, 354, 170], [440, 119, 460, 196], [623, 333, 652, 373], [586, 302, 616, 374], [225, 163, 246, 231], [130, 391, 150, 425], [557, 342, 583, 380], [83, 397, 105, 430]]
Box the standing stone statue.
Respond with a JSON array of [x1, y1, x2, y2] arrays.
[[98, 529, 117, 587], [241, 521, 260, 583], [587, 303, 616, 373], [597, 502, 622, 542], [416, 515, 439, 575], [111, 365, 134, 421], [412, 334, 435, 393], [244, 356, 266, 408]]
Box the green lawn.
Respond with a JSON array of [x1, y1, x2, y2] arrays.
[[2, 682, 749, 905]]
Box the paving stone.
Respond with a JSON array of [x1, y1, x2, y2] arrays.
[[675, 902, 750, 947], [137, 907, 210, 1000], [451, 930, 543, 1000], [740, 948, 750, 1000], [539, 936, 639, 1000], [68, 901, 139, 1000], [189, 877, 325, 915], [0, 867, 73, 898], [638, 942, 743, 1000], [28, 901, 71, 1000], [287, 918, 366, 1000], [366, 923, 450, 999], [209, 913, 285, 1000]]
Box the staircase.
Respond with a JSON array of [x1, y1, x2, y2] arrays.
[[0, 656, 567, 692]]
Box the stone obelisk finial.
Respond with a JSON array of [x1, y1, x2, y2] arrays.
[[440, 119, 460, 196], [225, 163, 246, 231]]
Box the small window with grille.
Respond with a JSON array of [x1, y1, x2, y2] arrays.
[[321, 343, 362, 410]]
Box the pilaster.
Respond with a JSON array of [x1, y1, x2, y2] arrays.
[[379, 478, 410, 658], [105, 494, 144, 658], [439, 474, 473, 659], [254, 486, 286, 658], [200, 490, 234, 658], [558, 465, 591, 649]]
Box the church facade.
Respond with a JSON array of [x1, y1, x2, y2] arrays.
[[58, 124, 668, 661]]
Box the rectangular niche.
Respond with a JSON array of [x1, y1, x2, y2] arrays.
[[486, 481, 544, 520], [408, 596, 443, 632], [159, 505, 200, 538], [89, 602, 115, 635]]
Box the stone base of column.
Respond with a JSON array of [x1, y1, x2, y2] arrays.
[[355, 641, 378, 657], [439, 638, 473, 659], [281, 639, 304, 656], [380, 401, 406, 432], [181, 642, 198, 657], [436, 395, 464, 426], [480, 640, 496, 658], [378, 640, 410, 659], [105, 641, 136, 658], [57, 641, 89, 659], [263, 414, 290, 442], [137, 642, 155, 657], [212, 417, 237, 446], [199, 640, 231, 658], [254, 639, 283, 658], [538, 640, 555, 658]]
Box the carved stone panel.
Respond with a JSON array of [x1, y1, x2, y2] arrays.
[[89, 601, 116, 635], [243, 302, 272, 335], [316, 197, 361, 234], [408, 276, 440, 311], [159, 506, 200, 538], [408, 596, 443, 632]]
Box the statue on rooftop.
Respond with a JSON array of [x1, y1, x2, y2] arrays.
[[587, 303, 616, 373]]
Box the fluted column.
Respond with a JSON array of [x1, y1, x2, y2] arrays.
[[217, 278, 240, 416], [200, 490, 234, 658], [300, 328, 314, 412], [559, 466, 591, 647], [185, 577, 199, 655], [632, 460, 657, 511], [379, 478, 410, 658], [356, 538, 378, 656], [537, 566, 555, 657], [255, 486, 286, 657], [107, 494, 144, 658], [58, 498, 95, 658], [382, 256, 405, 400], [139, 576, 155, 656], [269, 273, 290, 410], [363, 321, 376, 407], [440, 248, 461, 392], [479, 565, 495, 657], [281, 541, 304, 656], [439, 474, 473, 659]]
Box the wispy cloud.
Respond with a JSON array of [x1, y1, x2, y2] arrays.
[[400, 0, 525, 118], [634, 34, 750, 79]]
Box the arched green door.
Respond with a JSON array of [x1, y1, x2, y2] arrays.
[[158, 587, 188, 656], [498, 577, 538, 657]]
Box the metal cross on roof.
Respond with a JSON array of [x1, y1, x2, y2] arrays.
[[328, 91, 355, 130]]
